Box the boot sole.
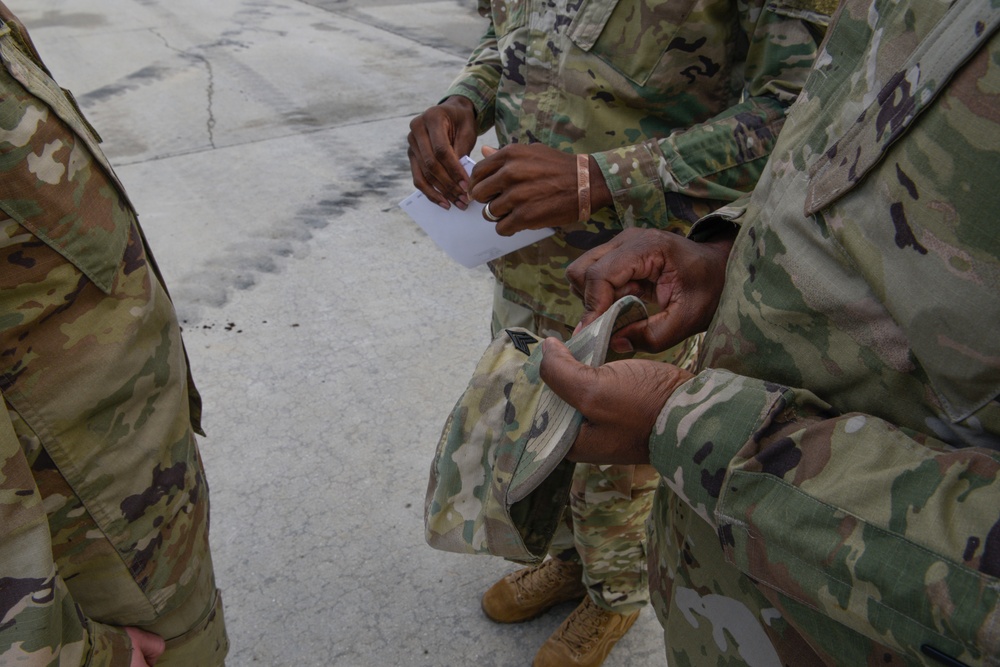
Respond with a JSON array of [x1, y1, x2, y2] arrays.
[[480, 593, 587, 625]]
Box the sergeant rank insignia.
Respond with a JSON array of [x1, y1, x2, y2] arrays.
[[505, 330, 538, 356]]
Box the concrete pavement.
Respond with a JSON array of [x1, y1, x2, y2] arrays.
[[11, 1, 668, 665]]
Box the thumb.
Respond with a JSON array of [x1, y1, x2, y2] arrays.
[[539, 338, 593, 410], [126, 627, 165, 666], [480, 144, 498, 157]]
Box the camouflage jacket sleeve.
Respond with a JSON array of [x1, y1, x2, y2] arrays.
[[0, 408, 133, 667], [442, 15, 502, 137], [650, 368, 1000, 662], [594, 3, 825, 228]]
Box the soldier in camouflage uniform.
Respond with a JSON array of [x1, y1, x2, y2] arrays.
[[408, 0, 826, 665], [0, 6, 228, 666], [539, 0, 1000, 664]]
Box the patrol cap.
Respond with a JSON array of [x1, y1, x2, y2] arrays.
[[424, 296, 648, 563]]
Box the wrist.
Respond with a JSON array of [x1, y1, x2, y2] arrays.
[[702, 226, 737, 264], [576, 154, 591, 222], [442, 95, 477, 118], [587, 155, 614, 212]]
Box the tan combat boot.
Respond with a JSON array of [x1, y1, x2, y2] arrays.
[[532, 596, 640, 667], [481, 558, 586, 623]]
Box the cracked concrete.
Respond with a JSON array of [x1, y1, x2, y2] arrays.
[[11, 0, 670, 665]]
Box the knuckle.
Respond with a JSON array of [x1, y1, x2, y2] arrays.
[[431, 144, 451, 161], [420, 155, 438, 173]]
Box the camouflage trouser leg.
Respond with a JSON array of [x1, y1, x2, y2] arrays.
[[10, 407, 229, 667], [492, 284, 655, 613], [153, 555, 229, 667], [569, 462, 658, 613], [648, 484, 823, 667]]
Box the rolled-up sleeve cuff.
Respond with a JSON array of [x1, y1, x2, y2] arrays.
[[687, 194, 751, 241], [592, 144, 668, 228], [84, 621, 132, 667], [443, 79, 497, 135], [648, 369, 788, 527]]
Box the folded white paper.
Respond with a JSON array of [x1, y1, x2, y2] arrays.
[[399, 156, 554, 268]]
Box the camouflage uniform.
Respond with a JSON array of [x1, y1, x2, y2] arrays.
[[0, 10, 228, 667], [646, 0, 1000, 664], [446, 0, 826, 612]]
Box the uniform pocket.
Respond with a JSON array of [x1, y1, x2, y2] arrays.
[[568, 0, 698, 86]]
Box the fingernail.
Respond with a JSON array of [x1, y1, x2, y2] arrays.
[[611, 338, 633, 354]]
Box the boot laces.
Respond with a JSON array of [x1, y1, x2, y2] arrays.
[[511, 559, 571, 599], [558, 597, 608, 651]]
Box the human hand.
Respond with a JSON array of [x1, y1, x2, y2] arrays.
[[567, 227, 735, 353], [539, 337, 694, 464], [125, 627, 165, 667], [469, 144, 611, 235], [407, 96, 479, 210]]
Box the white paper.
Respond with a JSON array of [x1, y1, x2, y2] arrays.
[[398, 156, 554, 268]]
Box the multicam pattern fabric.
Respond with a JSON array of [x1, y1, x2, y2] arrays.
[[426, 297, 647, 563], [562, 461, 661, 610], [0, 11, 227, 667], [449, 0, 826, 617], [646, 0, 1000, 664], [490, 289, 686, 612], [447, 0, 828, 326]]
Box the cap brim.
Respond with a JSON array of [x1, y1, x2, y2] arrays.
[[506, 296, 648, 503]]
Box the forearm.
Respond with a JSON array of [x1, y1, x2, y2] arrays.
[[591, 97, 786, 229]]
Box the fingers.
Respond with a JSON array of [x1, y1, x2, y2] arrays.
[[567, 228, 707, 352], [406, 101, 477, 209], [568, 233, 654, 331], [494, 210, 531, 236], [407, 129, 468, 208], [565, 238, 618, 298], [425, 120, 473, 196], [406, 147, 452, 209], [540, 339, 671, 465], [632, 305, 704, 353], [469, 144, 582, 235]]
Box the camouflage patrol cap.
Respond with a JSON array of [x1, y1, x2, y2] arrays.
[[424, 296, 648, 563]]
